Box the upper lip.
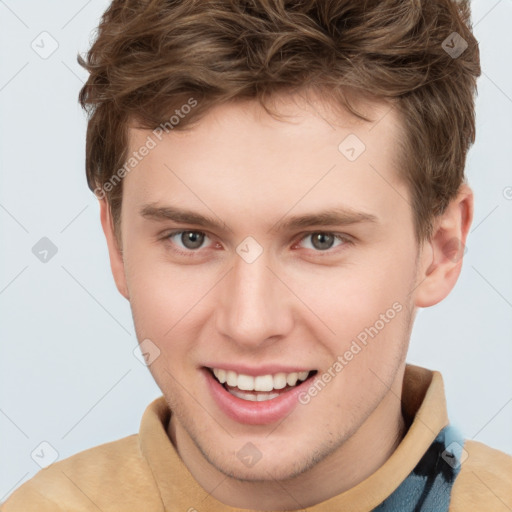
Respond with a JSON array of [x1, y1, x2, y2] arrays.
[[203, 364, 316, 376]]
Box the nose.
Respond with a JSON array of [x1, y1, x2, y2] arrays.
[[216, 246, 294, 350]]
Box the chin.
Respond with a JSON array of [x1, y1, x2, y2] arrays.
[[213, 455, 309, 483]]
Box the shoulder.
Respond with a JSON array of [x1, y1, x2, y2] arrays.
[[450, 440, 512, 512], [0, 435, 163, 512]]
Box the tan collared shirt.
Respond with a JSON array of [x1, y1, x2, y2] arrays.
[[2, 364, 511, 511]]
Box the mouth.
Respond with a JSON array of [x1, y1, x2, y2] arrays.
[[206, 366, 318, 402]]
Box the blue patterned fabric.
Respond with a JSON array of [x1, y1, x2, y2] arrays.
[[373, 425, 464, 512]]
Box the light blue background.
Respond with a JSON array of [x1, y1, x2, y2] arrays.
[[1, 0, 511, 501]]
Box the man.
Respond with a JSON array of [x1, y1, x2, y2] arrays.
[[2, 0, 511, 510]]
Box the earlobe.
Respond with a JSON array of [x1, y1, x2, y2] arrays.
[[99, 198, 130, 300], [414, 185, 473, 308]]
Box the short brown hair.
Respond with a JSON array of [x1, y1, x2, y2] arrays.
[[78, 0, 481, 242]]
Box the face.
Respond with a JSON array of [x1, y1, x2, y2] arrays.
[[111, 92, 423, 483]]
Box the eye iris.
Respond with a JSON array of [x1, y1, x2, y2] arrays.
[[311, 233, 335, 251], [182, 231, 204, 249]]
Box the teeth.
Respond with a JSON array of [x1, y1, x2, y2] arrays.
[[286, 373, 298, 386], [215, 369, 227, 384], [211, 367, 312, 392], [298, 370, 309, 381], [273, 373, 288, 390], [230, 389, 281, 401], [237, 374, 254, 391], [255, 375, 274, 392], [226, 370, 237, 387]]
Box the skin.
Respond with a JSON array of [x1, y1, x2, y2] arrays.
[[99, 91, 472, 510]]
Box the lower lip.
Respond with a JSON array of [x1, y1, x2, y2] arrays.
[[202, 367, 315, 425]]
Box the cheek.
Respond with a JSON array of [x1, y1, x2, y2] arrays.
[[290, 255, 413, 337], [124, 252, 176, 326], [288, 254, 415, 393], [125, 251, 218, 359]]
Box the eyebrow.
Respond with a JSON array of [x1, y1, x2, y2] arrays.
[[139, 203, 378, 234]]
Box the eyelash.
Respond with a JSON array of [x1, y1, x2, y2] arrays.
[[161, 230, 352, 258]]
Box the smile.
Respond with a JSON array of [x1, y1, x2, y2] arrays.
[[210, 367, 316, 401]]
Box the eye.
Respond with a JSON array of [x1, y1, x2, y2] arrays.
[[163, 230, 351, 257], [296, 232, 349, 252], [166, 230, 211, 253]]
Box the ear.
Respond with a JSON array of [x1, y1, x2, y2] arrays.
[[414, 184, 473, 308], [99, 198, 130, 300]]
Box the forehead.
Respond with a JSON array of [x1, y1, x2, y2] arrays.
[[122, 92, 407, 228], [127, 90, 400, 153]]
